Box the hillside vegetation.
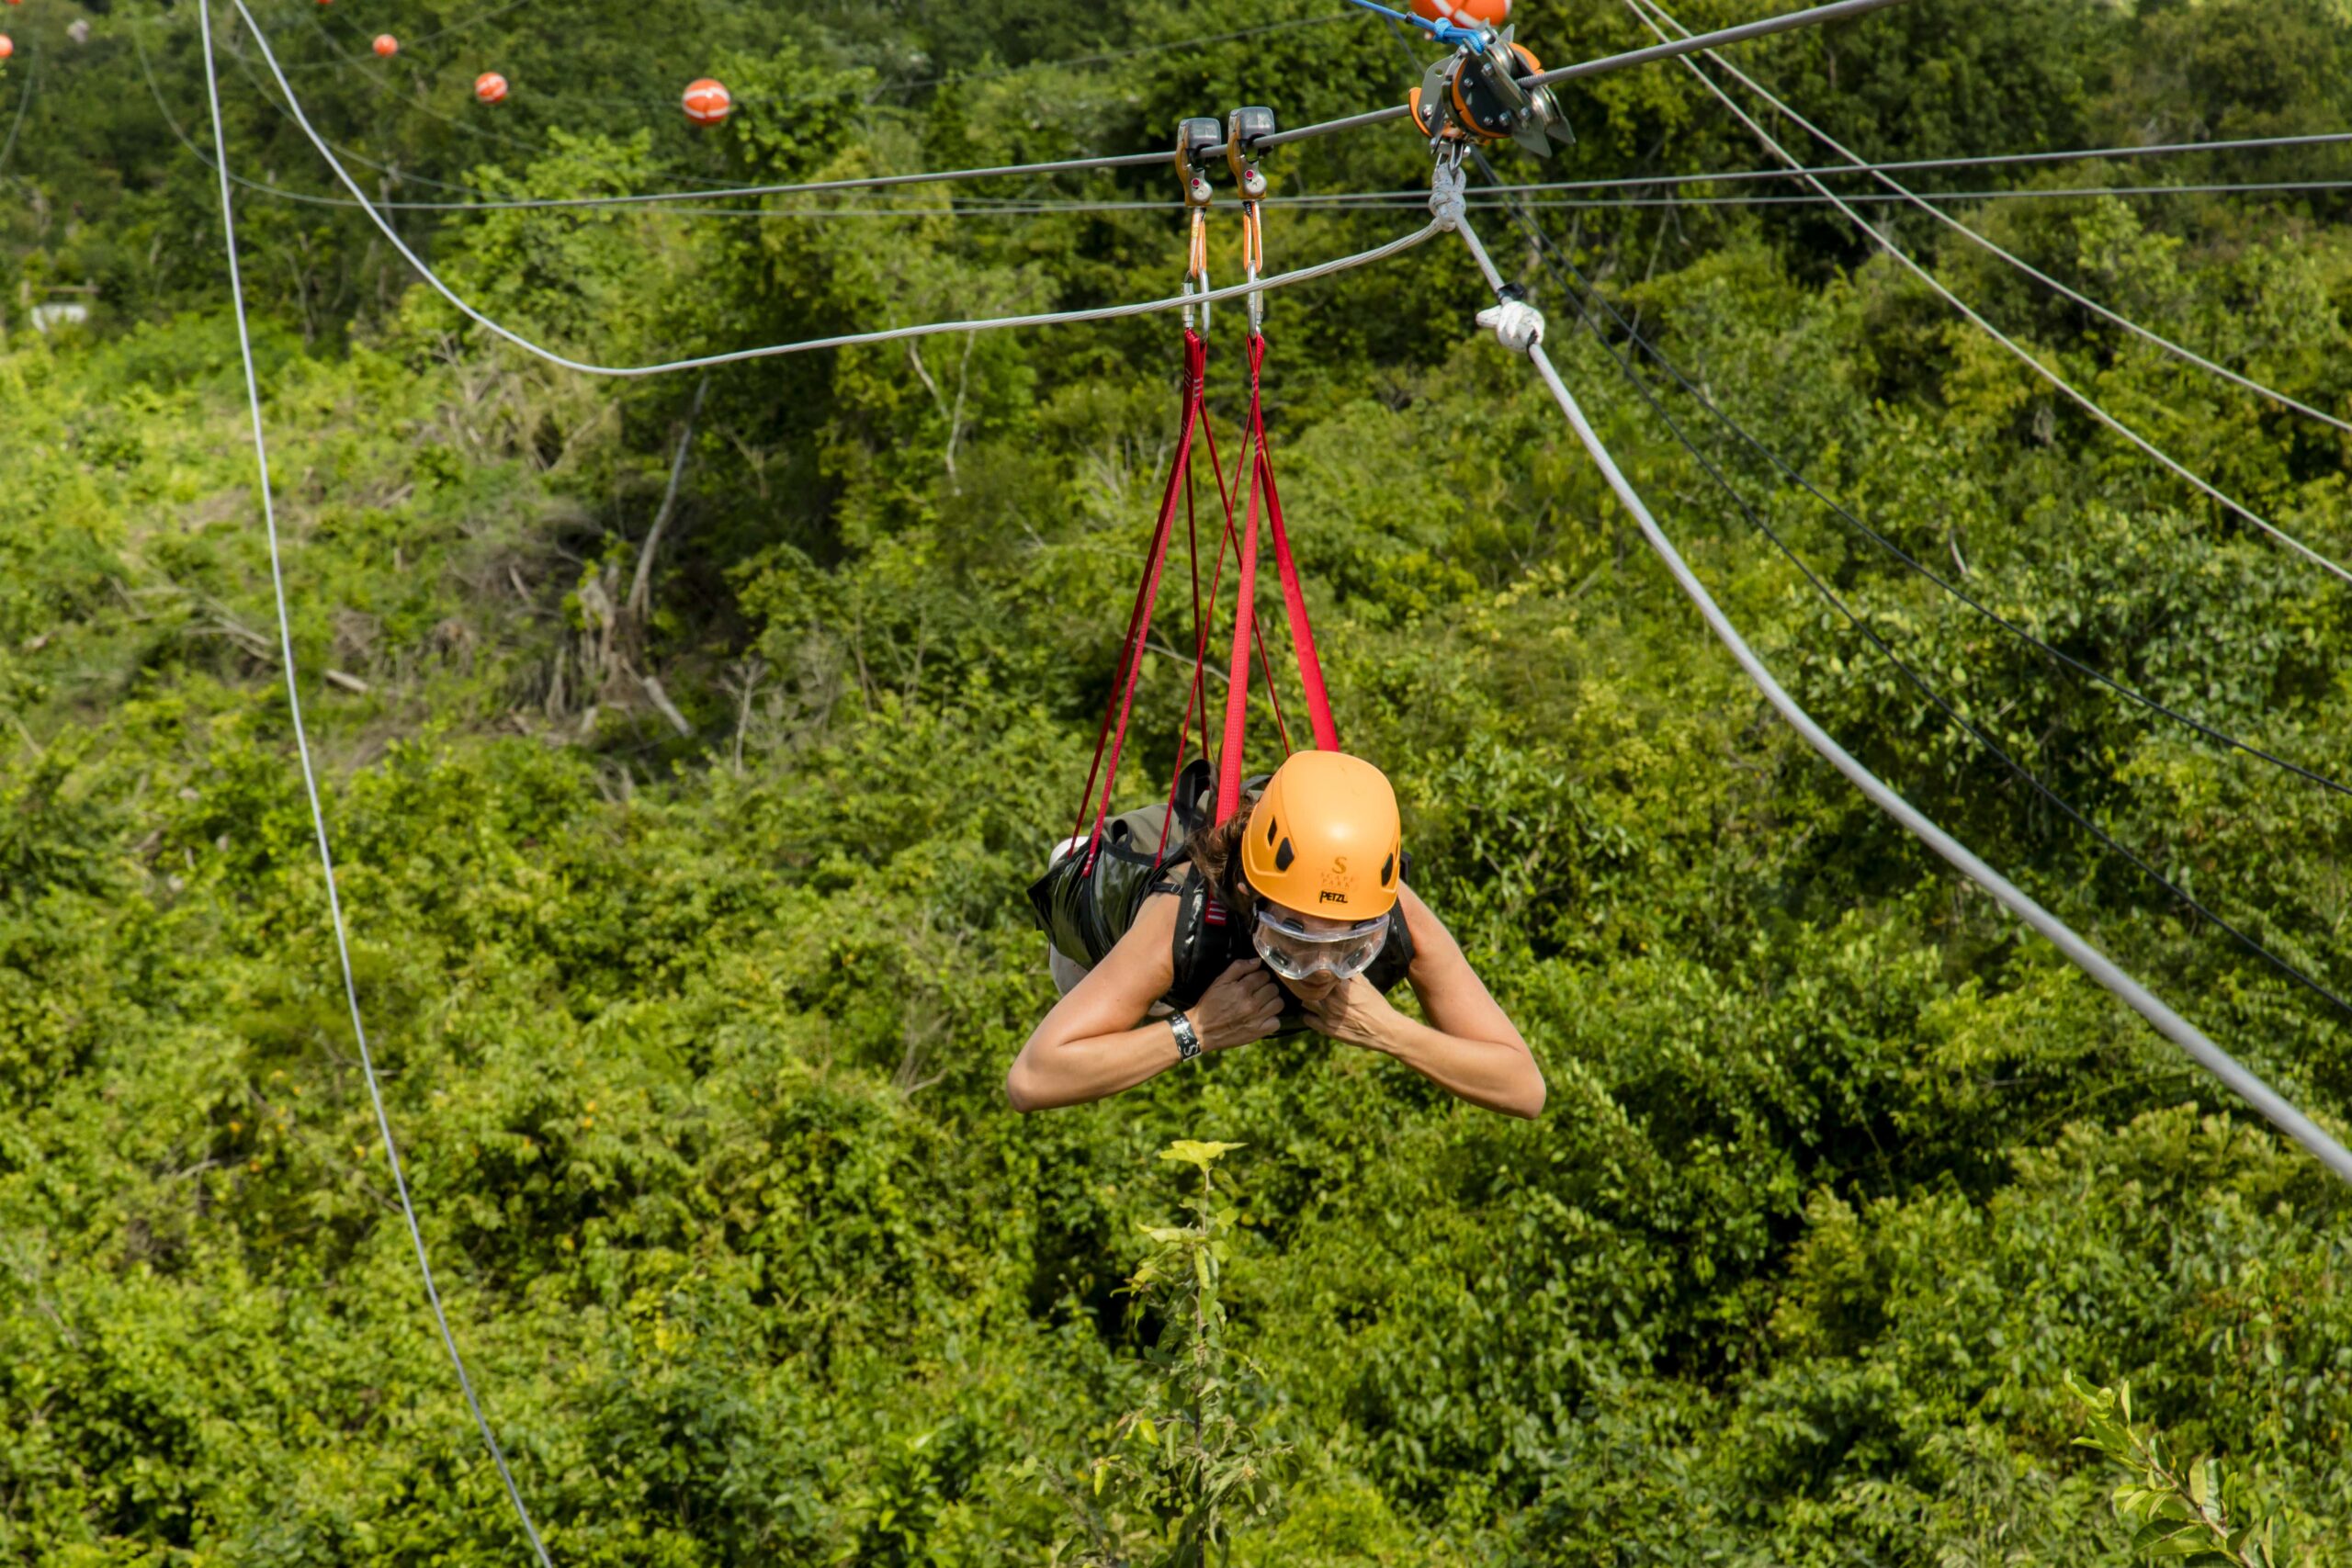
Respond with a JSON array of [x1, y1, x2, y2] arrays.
[[3, 0, 2352, 1561]]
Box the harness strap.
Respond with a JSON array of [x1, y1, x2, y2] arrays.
[[1072, 331, 1209, 861], [1213, 351, 1269, 826], [1252, 333, 1340, 752]]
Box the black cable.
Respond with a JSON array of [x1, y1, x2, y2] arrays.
[[1496, 205, 2352, 1022], [1475, 204, 2352, 806]]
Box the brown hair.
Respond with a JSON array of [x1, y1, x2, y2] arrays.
[[1186, 809, 1261, 920]]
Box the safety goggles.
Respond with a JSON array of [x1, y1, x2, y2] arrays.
[[1252, 908, 1392, 983]]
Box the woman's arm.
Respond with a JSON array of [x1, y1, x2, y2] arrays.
[[1301, 885, 1545, 1120], [1006, 897, 1283, 1112]]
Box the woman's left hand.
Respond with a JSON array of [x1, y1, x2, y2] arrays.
[[1299, 976, 1401, 1052]]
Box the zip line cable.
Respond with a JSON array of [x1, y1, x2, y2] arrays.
[[1634, 0, 2352, 442], [1278, 0, 1910, 152], [1622, 0, 2352, 591], [195, 2, 557, 1560], [1454, 128, 2352, 199], [1517, 225, 2352, 806], [1305, 179, 2352, 209], [1492, 206, 2352, 1021], [158, 0, 2352, 222], [235, 0, 1443, 378], [1445, 200, 2352, 1190], [1402, 18, 2352, 988], [1395, 14, 2352, 818], [206, 0, 1907, 217]]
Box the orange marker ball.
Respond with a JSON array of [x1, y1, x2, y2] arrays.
[[474, 72, 508, 104], [1411, 0, 1509, 24], [681, 77, 731, 126], [372, 33, 398, 57]]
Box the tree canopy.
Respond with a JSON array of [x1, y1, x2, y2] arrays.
[[3, 0, 2352, 1561]]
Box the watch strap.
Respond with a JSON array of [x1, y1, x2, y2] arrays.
[[1168, 1011, 1203, 1062]]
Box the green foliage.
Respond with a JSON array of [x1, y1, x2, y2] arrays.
[[10, 0, 2352, 1562], [2069, 1374, 2322, 1567], [1054, 1140, 1291, 1567]]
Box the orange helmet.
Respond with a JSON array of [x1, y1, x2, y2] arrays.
[[1411, 0, 1510, 26], [1241, 751, 1403, 920]]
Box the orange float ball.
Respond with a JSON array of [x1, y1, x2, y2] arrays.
[[1411, 0, 1510, 25], [474, 72, 508, 105], [681, 77, 731, 126], [371, 33, 397, 57]]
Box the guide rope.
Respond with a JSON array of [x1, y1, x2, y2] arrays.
[[1622, 0, 2352, 591], [1444, 203, 2352, 1191], [196, 3, 557, 1560]]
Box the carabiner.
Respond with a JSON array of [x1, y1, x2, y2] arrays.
[[1175, 116, 1221, 335], [1225, 107, 1274, 337]]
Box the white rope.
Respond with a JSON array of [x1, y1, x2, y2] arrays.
[[1635, 0, 2352, 439], [197, 4, 557, 1560], [1448, 209, 2352, 1190], [233, 0, 1437, 379], [1623, 0, 2352, 591]]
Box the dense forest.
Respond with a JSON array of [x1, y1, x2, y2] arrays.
[[5, 0, 2352, 1560]]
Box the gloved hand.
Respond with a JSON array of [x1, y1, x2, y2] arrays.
[[1476, 299, 1546, 355]]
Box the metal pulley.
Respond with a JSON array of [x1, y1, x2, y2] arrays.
[[1174, 116, 1222, 207], [1407, 27, 1574, 159], [1224, 105, 1275, 197]]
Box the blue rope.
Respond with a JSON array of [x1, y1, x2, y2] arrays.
[[1338, 0, 1483, 50]]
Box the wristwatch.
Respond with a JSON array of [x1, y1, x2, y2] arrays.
[[1168, 1010, 1204, 1063]]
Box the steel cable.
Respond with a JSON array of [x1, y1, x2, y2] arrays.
[[236, 0, 1440, 379], [1487, 207, 2352, 1022], [196, 2, 558, 1560], [1522, 225, 2352, 804], [1623, 0, 2352, 590], [1636, 0, 2352, 440], [1449, 206, 2352, 1190]]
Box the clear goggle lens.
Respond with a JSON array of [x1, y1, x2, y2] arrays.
[[1252, 908, 1391, 982]]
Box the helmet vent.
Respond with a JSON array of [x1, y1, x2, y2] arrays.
[[1266, 815, 1279, 845], [1274, 838, 1295, 872], [1380, 853, 1396, 887]]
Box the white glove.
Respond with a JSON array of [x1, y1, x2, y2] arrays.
[[1476, 299, 1546, 355]]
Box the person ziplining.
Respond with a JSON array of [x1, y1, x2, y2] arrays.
[[1007, 116, 1544, 1121]]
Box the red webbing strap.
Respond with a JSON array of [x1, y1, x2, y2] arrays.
[[1250, 333, 1340, 753], [1155, 366, 1242, 863], [1197, 408, 1294, 750], [1213, 354, 1269, 827], [1070, 332, 1207, 860]]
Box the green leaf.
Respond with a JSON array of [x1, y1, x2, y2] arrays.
[[1159, 1140, 1246, 1169]]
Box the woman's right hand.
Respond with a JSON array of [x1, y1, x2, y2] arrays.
[[1188, 959, 1284, 1053]]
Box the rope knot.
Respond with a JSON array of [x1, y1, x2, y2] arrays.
[[1476, 299, 1545, 355], [1429, 159, 1468, 231]]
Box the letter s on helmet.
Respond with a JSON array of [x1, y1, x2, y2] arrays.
[[1241, 751, 1402, 919]]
